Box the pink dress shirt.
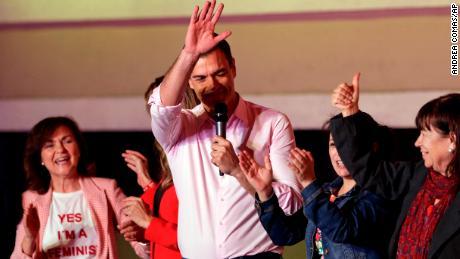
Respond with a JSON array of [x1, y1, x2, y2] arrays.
[[149, 88, 302, 259]]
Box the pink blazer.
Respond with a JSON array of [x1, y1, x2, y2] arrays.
[[11, 177, 148, 259]]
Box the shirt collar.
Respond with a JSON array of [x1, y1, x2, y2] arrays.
[[193, 93, 250, 127], [326, 177, 360, 197], [230, 93, 250, 126]]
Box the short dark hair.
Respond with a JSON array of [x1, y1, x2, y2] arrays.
[[416, 93, 460, 176], [203, 35, 234, 67], [24, 117, 90, 194]]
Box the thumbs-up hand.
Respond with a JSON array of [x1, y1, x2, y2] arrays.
[[331, 72, 360, 117]]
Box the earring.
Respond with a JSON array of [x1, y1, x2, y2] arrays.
[[41, 162, 45, 166], [448, 146, 455, 153]]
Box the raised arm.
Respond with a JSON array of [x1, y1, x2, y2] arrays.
[[330, 74, 420, 200], [160, 0, 231, 106], [331, 72, 360, 117], [122, 150, 153, 190], [11, 195, 40, 259]]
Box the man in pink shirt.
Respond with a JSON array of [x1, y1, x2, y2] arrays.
[[148, 1, 302, 258]]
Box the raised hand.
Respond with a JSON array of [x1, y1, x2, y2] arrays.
[[122, 150, 152, 189], [238, 150, 274, 201], [24, 203, 39, 239], [184, 0, 232, 56], [331, 72, 360, 117], [21, 203, 39, 255], [288, 148, 316, 188]]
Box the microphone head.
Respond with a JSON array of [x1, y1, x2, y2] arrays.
[[214, 103, 228, 122]]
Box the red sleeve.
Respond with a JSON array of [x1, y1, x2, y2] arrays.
[[143, 185, 179, 251], [141, 184, 157, 210]]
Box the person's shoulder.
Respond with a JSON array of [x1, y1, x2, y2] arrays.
[[242, 98, 270, 111], [357, 188, 389, 205], [81, 176, 118, 189], [22, 189, 41, 201], [242, 98, 288, 120]]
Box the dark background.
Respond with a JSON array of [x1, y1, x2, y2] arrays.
[[0, 129, 421, 257]]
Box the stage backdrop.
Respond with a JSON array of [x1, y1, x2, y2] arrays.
[[0, 0, 457, 130], [0, 1, 455, 258]]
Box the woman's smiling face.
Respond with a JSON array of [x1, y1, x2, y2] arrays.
[[40, 125, 81, 179], [415, 127, 454, 175], [329, 134, 350, 178]]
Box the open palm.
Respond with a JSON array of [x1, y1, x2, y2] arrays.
[[24, 204, 39, 239], [184, 0, 231, 56], [239, 151, 273, 194]]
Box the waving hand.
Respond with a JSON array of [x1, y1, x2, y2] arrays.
[[184, 0, 232, 56]]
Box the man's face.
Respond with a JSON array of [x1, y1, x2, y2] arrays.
[[189, 48, 237, 113]]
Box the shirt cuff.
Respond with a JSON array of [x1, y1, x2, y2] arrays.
[[255, 192, 278, 214], [301, 180, 323, 206]]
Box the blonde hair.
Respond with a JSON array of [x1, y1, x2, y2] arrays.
[[154, 140, 173, 190]]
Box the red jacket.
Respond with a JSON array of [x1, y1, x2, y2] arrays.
[[141, 182, 180, 259]]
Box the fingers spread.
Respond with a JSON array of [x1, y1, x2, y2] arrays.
[[199, 1, 211, 21], [238, 154, 250, 171], [211, 2, 225, 24], [205, 0, 216, 21], [190, 5, 200, 24]]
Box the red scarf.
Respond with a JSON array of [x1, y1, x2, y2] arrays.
[[397, 170, 458, 259]]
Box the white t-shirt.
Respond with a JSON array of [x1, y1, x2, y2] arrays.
[[42, 190, 99, 258]]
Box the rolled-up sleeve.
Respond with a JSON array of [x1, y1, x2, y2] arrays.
[[149, 87, 184, 152]]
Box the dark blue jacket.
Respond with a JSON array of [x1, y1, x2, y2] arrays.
[[257, 177, 394, 259], [331, 111, 460, 258]]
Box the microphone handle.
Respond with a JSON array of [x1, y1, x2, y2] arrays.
[[216, 121, 226, 176], [216, 121, 226, 139]]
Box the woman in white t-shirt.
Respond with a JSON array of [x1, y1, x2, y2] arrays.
[[11, 117, 148, 259]]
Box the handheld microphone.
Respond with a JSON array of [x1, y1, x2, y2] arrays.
[[214, 102, 228, 176]]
